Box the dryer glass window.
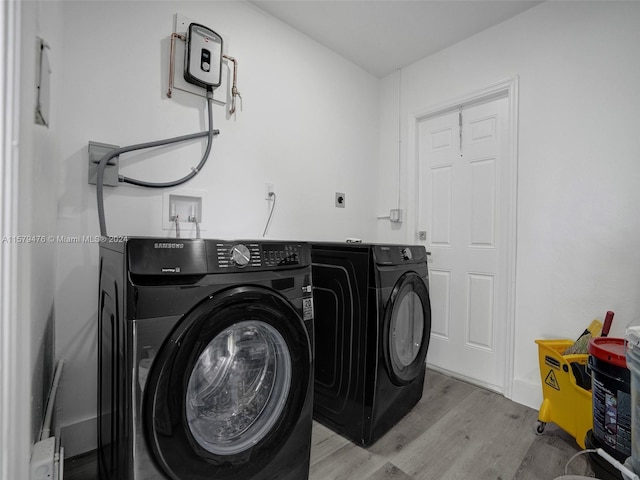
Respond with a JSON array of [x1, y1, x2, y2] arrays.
[[185, 320, 292, 455], [392, 291, 424, 367]]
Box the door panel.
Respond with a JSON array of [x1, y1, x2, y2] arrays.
[[418, 96, 509, 393], [430, 166, 453, 246], [466, 273, 495, 350], [470, 158, 496, 247], [428, 269, 450, 340]]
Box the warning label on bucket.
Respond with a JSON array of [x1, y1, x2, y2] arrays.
[[545, 370, 560, 391]]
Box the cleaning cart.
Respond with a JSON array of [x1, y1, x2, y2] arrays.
[[535, 320, 603, 448]]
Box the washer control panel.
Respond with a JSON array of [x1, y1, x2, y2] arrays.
[[215, 243, 262, 269], [230, 244, 252, 267], [262, 243, 301, 268], [213, 242, 306, 270]]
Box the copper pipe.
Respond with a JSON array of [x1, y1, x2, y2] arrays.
[[168, 33, 186, 98], [223, 54, 241, 115]]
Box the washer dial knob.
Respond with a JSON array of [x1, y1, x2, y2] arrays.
[[230, 244, 251, 267], [401, 247, 412, 261]]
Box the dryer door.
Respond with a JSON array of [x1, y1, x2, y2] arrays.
[[383, 271, 432, 385], [144, 286, 312, 480]]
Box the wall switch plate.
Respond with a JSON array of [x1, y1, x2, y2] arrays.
[[335, 192, 345, 208], [88, 141, 119, 186], [418, 230, 427, 241]]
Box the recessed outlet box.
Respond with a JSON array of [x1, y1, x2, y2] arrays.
[[88, 141, 119, 187], [335, 192, 345, 208], [162, 189, 208, 232], [418, 230, 427, 241], [168, 194, 202, 222]]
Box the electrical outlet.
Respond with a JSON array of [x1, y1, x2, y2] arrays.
[[335, 192, 345, 208], [265, 183, 275, 200]]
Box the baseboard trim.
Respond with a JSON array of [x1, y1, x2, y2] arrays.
[[427, 365, 543, 412], [511, 377, 543, 411], [427, 364, 504, 395], [60, 416, 96, 458]]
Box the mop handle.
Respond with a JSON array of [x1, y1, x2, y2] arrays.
[[602, 310, 614, 337], [596, 448, 639, 480]]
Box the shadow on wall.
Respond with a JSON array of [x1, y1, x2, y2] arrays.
[[32, 306, 56, 442], [55, 261, 100, 432]]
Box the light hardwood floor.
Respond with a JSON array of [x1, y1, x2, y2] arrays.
[[309, 370, 593, 479], [65, 369, 594, 480]]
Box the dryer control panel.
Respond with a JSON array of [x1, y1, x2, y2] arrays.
[[373, 245, 428, 265]]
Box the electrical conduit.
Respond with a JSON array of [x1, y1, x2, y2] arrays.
[[96, 90, 218, 237]]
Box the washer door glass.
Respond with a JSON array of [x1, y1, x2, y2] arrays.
[[185, 320, 292, 456], [384, 272, 431, 384], [391, 291, 424, 367]]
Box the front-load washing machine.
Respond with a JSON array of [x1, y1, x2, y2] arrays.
[[98, 238, 314, 480], [310, 242, 431, 446]]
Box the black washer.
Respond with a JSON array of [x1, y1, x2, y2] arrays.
[[98, 238, 314, 480]]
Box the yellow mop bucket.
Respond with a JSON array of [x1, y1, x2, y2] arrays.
[[535, 320, 602, 448]]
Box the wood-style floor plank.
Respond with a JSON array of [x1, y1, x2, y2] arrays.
[[309, 440, 387, 480], [368, 462, 415, 480], [310, 421, 352, 465], [367, 370, 478, 456], [64, 370, 593, 480], [513, 421, 592, 479]]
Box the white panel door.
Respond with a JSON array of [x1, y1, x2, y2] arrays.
[[418, 96, 509, 393]]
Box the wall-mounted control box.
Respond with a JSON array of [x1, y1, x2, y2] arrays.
[[184, 23, 223, 89]]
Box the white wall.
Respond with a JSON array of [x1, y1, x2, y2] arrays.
[[54, 0, 379, 454], [43, 0, 640, 458], [0, 0, 65, 475], [377, 1, 640, 408], [19, 0, 64, 451]]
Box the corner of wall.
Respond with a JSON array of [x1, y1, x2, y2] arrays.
[[510, 377, 542, 412]]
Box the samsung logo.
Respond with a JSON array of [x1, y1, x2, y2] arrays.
[[154, 243, 184, 249]]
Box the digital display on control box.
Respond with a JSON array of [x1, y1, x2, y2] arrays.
[[262, 243, 300, 267]]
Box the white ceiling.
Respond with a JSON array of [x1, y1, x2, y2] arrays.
[[248, 0, 543, 78]]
